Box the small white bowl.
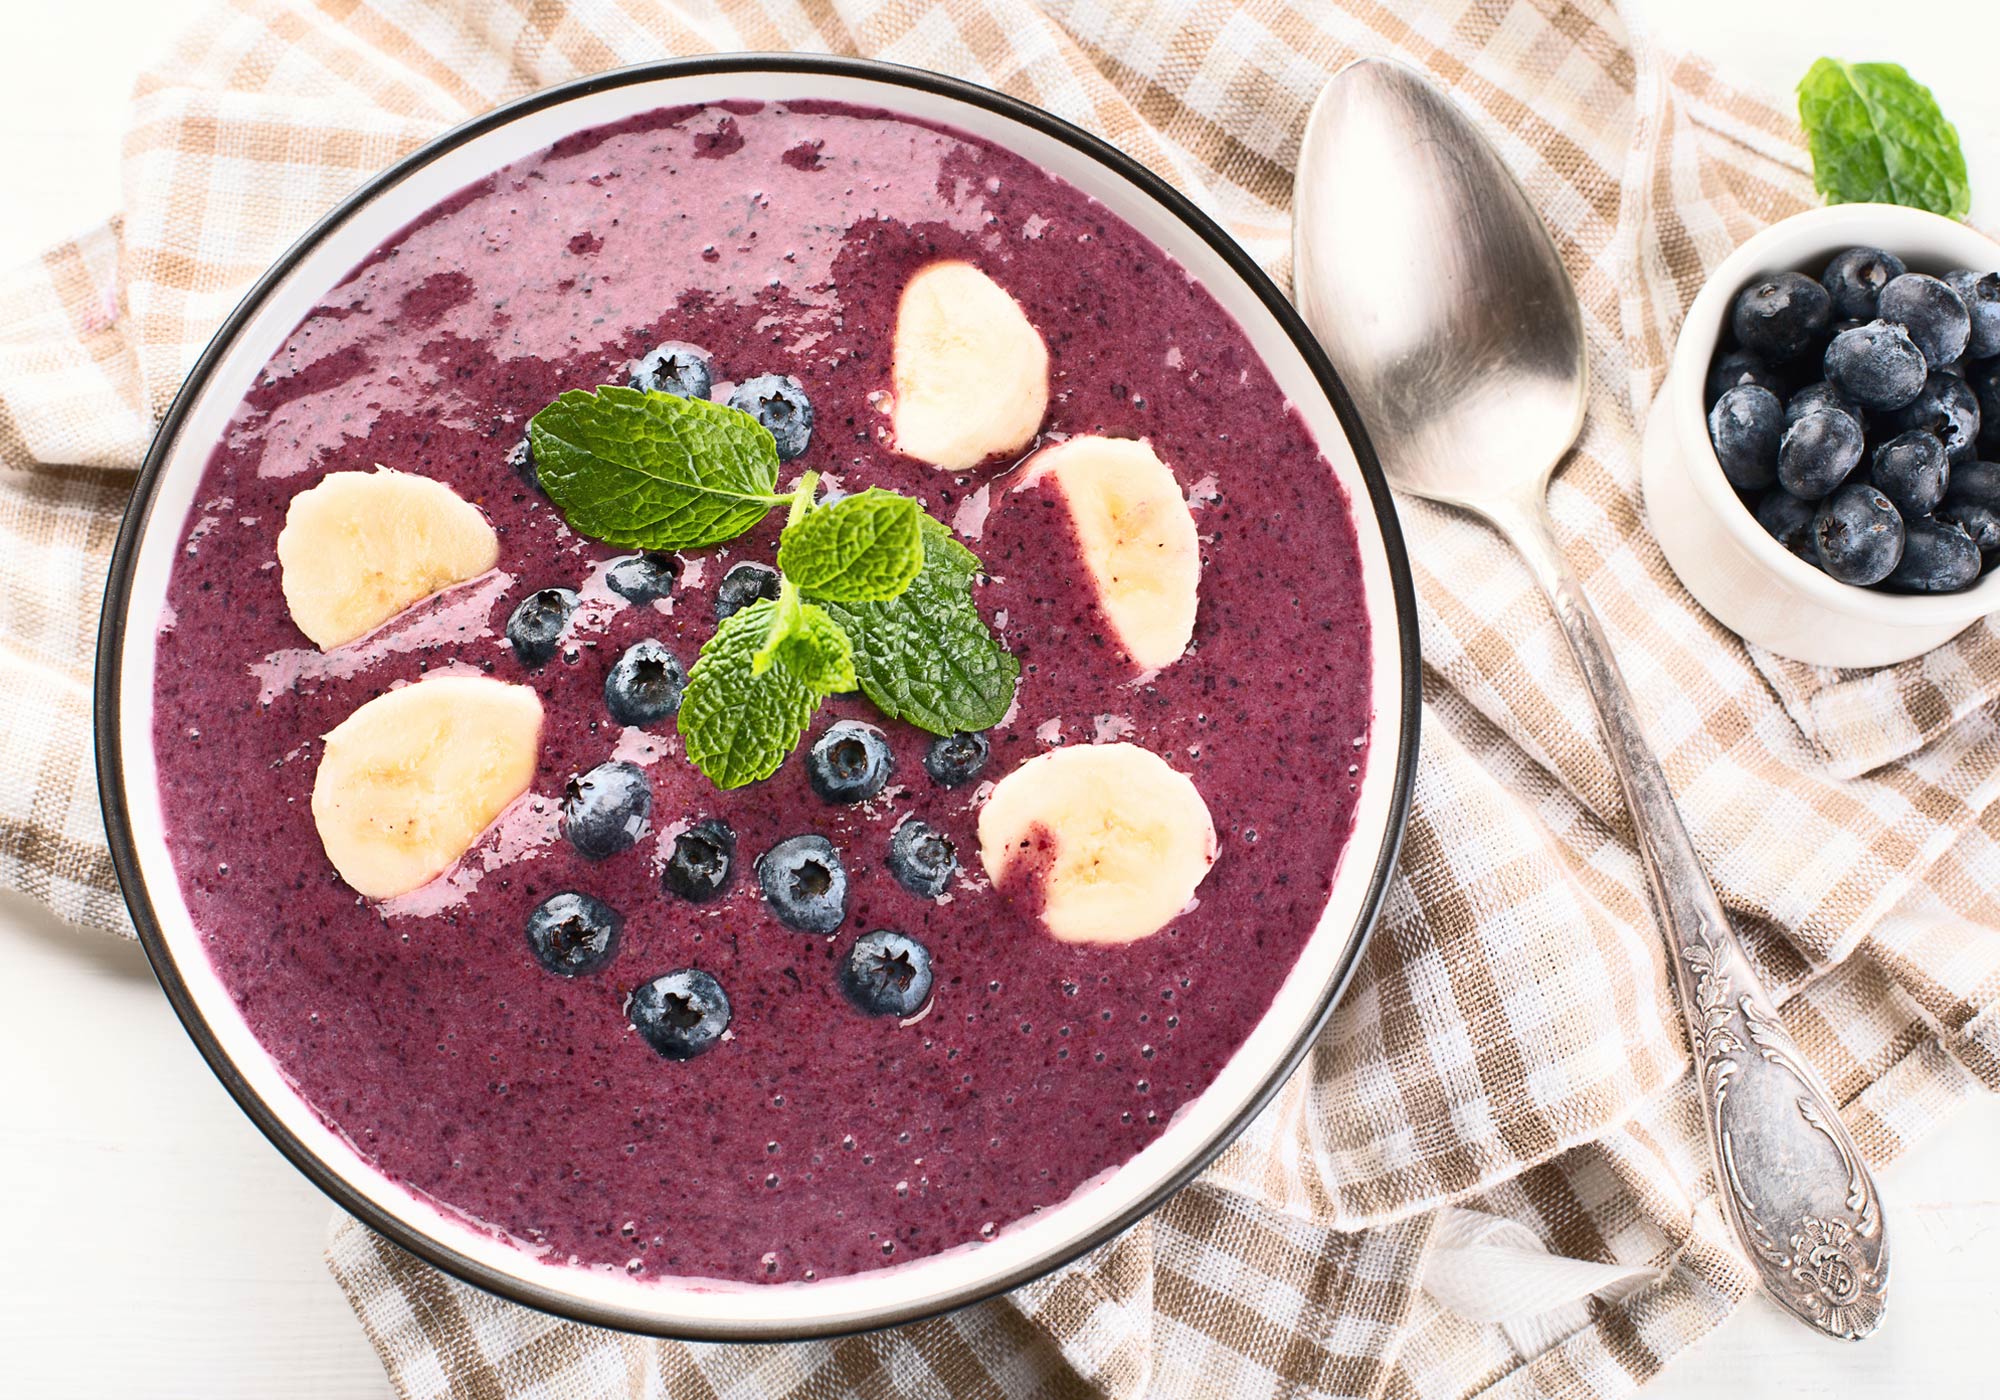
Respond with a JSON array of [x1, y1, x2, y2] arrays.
[[1642, 203, 2000, 668]]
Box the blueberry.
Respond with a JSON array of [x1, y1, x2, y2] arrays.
[[1938, 460, 2000, 551], [886, 820, 956, 899], [1945, 270, 2000, 360], [524, 892, 622, 977], [505, 437, 540, 490], [506, 587, 577, 668], [662, 818, 736, 903], [1754, 490, 1819, 563], [727, 373, 814, 460], [1730, 271, 1831, 362], [805, 720, 894, 803], [923, 731, 991, 788], [562, 761, 652, 860], [604, 639, 686, 726], [1706, 348, 1787, 405], [1784, 381, 1865, 433], [1812, 483, 1905, 585], [1885, 517, 1983, 594], [1824, 321, 1927, 410], [1777, 409, 1864, 500], [605, 552, 677, 604], [757, 834, 849, 933], [629, 342, 713, 400], [714, 561, 781, 621], [1879, 273, 1971, 367], [1886, 371, 1981, 465], [838, 930, 934, 1018], [628, 969, 731, 1059], [1707, 385, 1783, 491], [1869, 430, 1950, 517], [1820, 247, 1906, 320]]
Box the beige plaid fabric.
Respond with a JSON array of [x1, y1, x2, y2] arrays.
[[6, 0, 1999, 1395]]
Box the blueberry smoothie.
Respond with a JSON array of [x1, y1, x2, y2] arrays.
[[152, 100, 1372, 1285]]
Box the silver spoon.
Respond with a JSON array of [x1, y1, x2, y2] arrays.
[[1293, 58, 1886, 1340]]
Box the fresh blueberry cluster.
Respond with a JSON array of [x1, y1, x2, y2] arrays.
[[1707, 249, 2000, 593], [629, 345, 815, 461]]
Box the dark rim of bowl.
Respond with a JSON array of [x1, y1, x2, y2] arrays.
[[94, 51, 1422, 1342]]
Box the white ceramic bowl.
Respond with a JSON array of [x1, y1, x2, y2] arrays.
[[95, 56, 1419, 1339], [1643, 203, 2000, 668]]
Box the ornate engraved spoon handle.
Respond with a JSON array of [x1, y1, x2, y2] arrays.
[[1487, 496, 1888, 1340]]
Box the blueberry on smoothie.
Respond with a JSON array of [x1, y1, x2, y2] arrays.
[[886, 820, 956, 899], [605, 552, 678, 604], [506, 587, 577, 668], [1878, 272, 1971, 367], [629, 341, 714, 400], [1784, 381, 1864, 432], [838, 930, 934, 1018], [713, 561, 782, 621], [1869, 430, 1950, 517], [805, 720, 894, 803], [757, 834, 848, 934], [1812, 483, 1905, 585], [505, 436, 540, 490], [728, 373, 814, 460], [1754, 490, 1819, 563], [1706, 348, 1787, 405], [562, 761, 652, 860], [604, 638, 687, 726], [1945, 270, 2000, 360], [1887, 371, 1981, 465], [1730, 271, 1832, 361], [1885, 517, 1982, 594], [1707, 385, 1783, 491], [1824, 321, 1927, 410], [1938, 460, 2000, 551], [628, 969, 731, 1059], [662, 818, 736, 904], [1820, 247, 1906, 321], [923, 731, 991, 788], [1777, 409, 1864, 500], [525, 892, 623, 977]]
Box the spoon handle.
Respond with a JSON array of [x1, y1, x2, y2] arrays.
[[1488, 497, 1888, 1340]]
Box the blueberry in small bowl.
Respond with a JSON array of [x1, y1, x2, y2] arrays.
[[1657, 205, 2000, 667]]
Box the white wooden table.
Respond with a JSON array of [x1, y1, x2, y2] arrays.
[[2, 2, 1996, 1395]]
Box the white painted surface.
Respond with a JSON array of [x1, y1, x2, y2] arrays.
[[0, 1, 1995, 1395]]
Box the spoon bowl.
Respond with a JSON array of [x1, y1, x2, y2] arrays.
[[1293, 58, 1586, 515]]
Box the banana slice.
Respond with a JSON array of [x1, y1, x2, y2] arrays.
[[312, 675, 542, 900], [278, 467, 499, 650], [977, 742, 1216, 944], [891, 261, 1049, 470], [1021, 436, 1200, 671]]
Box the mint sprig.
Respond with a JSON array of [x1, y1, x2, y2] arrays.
[[776, 488, 924, 601], [528, 384, 1017, 788], [1798, 59, 1970, 220], [528, 387, 788, 549], [819, 517, 1020, 735], [679, 596, 854, 790]]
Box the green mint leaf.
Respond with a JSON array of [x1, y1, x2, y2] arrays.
[[778, 489, 925, 602], [678, 598, 846, 789], [1798, 59, 1970, 219], [820, 516, 1018, 735], [527, 386, 787, 550]]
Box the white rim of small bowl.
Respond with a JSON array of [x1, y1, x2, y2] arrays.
[[1671, 202, 2000, 624], [95, 56, 1421, 1340]]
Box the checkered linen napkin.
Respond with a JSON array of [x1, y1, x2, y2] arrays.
[[6, 0, 2000, 1394]]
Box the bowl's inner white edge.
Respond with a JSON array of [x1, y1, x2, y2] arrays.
[[114, 67, 1410, 1330]]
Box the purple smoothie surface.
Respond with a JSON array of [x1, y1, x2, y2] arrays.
[[151, 99, 1372, 1285]]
